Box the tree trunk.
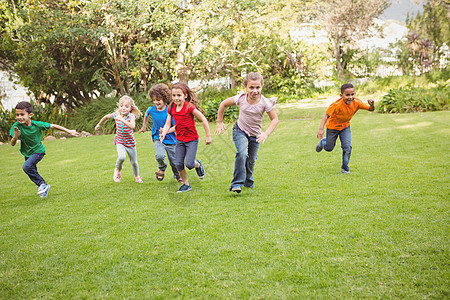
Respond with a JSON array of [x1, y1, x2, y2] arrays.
[[176, 25, 191, 83]]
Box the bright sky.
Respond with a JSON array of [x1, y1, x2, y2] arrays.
[[380, 0, 424, 22]]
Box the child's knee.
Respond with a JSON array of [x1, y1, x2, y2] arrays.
[[185, 161, 196, 170]]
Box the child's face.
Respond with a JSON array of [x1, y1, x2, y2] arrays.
[[15, 109, 33, 126], [119, 100, 132, 115], [341, 88, 356, 105], [172, 88, 187, 106], [153, 97, 166, 110], [245, 79, 263, 101]]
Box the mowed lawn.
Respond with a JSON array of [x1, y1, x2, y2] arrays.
[[0, 103, 449, 299]]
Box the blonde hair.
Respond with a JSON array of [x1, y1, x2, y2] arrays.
[[243, 72, 264, 87], [116, 95, 142, 117]]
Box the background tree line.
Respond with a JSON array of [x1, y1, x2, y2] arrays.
[[0, 0, 448, 110]]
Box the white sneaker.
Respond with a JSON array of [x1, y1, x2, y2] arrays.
[[341, 168, 351, 174], [113, 169, 121, 182], [37, 183, 50, 195]]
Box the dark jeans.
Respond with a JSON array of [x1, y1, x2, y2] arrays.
[[231, 123, 260, 189], [320, 126, 352, 171], [175, 139, 199, 171], [23, 153, 46, 186]]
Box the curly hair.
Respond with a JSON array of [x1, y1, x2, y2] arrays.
[[149, 83, 171, 104]]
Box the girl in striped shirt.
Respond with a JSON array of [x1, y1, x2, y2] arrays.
[[95, 95, 143, 183]]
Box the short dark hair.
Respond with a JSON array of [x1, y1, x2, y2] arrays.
[[340, 83, 354, 94], [15, 101, 33, 114]]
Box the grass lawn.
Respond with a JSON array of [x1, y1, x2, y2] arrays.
[[0, 103, 449, 299]]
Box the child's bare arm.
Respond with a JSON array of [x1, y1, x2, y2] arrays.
[[215, 97, 235, 135], [95, 114, 112, 131], [11, 127, 20, 146], [51, 124, 80, 136], [257, 110, 279, 144], [317, 114, 329, 140], [138, 115, 149, 133], [159, 115, 172, 141], [193, 109, 211, 144]]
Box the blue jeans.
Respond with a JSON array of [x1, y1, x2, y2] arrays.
[[320, 126, 352, 171], [154, 139, 179, 178], [23, 153, 46, 186], [231, 123, 260, 189], [175, 139, 199, 171]]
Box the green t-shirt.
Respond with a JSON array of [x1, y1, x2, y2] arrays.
[[10, 120, 51, 158]]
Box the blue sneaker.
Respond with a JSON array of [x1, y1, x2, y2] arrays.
[[177, 184, 192, 193], [38, 184, 51, 198], [195, 160, 205, 179], [316, 139, 324, 152], [37, 183, 50, 195]]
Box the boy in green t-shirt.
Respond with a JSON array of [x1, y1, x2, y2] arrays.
[[10, 101, 79, 198]]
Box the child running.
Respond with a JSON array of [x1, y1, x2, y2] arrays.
[[95, 95, 143, 183], [315, 83, 375, 174], [159, 82, 211, 192], [138, 83, 181, 183], [215, 72, 279, 193], [10, 101, 80, 198]]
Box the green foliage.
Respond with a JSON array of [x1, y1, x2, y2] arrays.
[[0, 101, 68, 142], [378, 80, 449, 113], [201, 88, 239, 122]]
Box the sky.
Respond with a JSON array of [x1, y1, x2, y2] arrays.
[[380, 0, 424, 22]]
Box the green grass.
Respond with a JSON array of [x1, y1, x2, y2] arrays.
[[1, 103, 449, 299]]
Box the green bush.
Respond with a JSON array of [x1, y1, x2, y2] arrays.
[[378, 80, 449, 113], [0, 101, 68, 143], [202, 88, 239, 122]]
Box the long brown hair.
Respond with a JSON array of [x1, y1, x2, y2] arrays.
[[171, 82, 204, 113]]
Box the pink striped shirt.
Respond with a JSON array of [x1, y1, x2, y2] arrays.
[[111, 112, 136, 147]]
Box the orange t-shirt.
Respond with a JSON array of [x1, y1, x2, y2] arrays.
[[326, 98, 371, 130]]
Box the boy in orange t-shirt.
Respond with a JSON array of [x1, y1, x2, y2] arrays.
[[316, 83, 375, 173]]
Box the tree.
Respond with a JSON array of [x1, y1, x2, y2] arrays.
[[321, 0, 389, 79]]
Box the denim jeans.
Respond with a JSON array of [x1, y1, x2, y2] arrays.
[[175, 139, 199, 171], [154, 139, 179, 178], [320, 125, 352, 171], [231, 123, 260, 189], [23, 153, 46, 186]]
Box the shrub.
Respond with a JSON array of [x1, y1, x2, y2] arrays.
[[378, 80, 449, 113]]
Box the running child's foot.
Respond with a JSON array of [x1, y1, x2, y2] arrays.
[[177, 184, 192, 193], [195, 160, 205, 179], [316, 139, 324, 152], [135, 176, 143, 183], [37, 183, 50, 196], [230, 186, 242, 193], [113, 169, 121, 183], [340, 168, 351, 174]]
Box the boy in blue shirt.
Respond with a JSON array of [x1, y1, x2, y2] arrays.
[[138, 84, 181, 182], [10, 101, 79, 198]]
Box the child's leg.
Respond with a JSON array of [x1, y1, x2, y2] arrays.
[[153, 139, 167, 172], [184, 139, 199, 170], [323, 128, 339, 152], [22, 153, 46, 186], [175, 141, 188, 185], [244, 136, 260, 188], [231, 124, 250, 189], [125, 146, 139, 176], [115, 144, 127, 171], [165, 144, 180, 179], [339, 126, 352, 171]]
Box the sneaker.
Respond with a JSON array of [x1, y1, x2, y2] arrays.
[[341, 168, 351, 174], [113, 169, 121, 183], [316, 139, 324, 152], [39, 184, 51, 198], [195, 160, 205, 179], [177, 184, 192, 193], [230, 187, 242, 193], [135, 176, 143, 183], [37, 183, 50, 195]]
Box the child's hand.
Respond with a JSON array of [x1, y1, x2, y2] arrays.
[[138, 127, 145, 134], [95, 124, 101, 131], [159, 133, 165, 141], [256, 132, 268, 144], [367, 99, 375, 106], [115, 115, 125, 123], [68, 130, 80, 137], [14, 127, 21, 137], [215, 122, 226, 135], [205, 136, 211, 145], [317, 129, 324, 140]]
